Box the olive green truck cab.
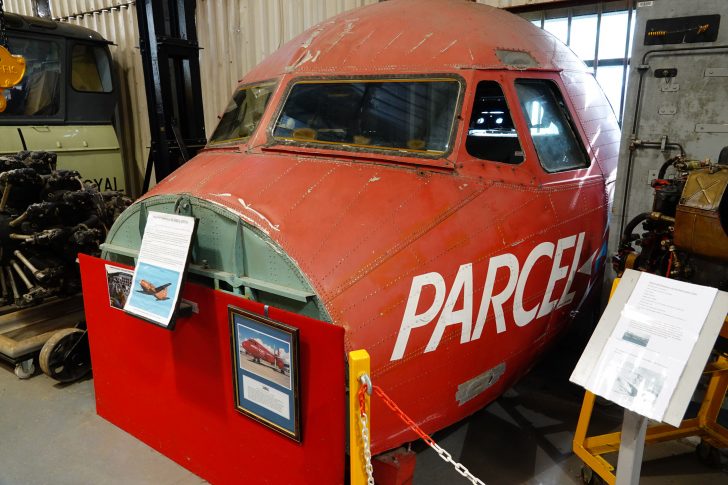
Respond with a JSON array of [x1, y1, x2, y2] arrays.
[[0, 13, 126, 193]]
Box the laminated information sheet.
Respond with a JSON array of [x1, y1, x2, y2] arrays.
[[124, 211, 196, 328], [583, 273, 717, 422]]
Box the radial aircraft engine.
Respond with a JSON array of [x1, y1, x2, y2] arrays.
[[102, 0, 619, 453]]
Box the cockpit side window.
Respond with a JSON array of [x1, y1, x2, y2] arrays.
[[465, 81, 523, 164], [209, 82, 276, 145], [514, 79, 589, 172], [272, 78, 460, 156], [1, 36, 61, 118], [71, 44, 113, 93]]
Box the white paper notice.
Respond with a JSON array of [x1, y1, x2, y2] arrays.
[[242, 375, 291, 420], [586, 273, 717, 422], [123, 211, 196, 327]]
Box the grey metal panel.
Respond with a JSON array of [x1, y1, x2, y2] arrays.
[[704, 67, 728, 77], [696, 124, 728, 133], [608, 0, 728, 268], [102, 195, 325, 319]]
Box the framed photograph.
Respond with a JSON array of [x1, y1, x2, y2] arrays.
[[229, 306, 301, 441]]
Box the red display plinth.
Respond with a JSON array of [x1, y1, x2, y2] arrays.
[[80, 255, 346, 484]]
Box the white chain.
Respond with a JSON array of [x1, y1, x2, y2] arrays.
[[428, 440, 485, 485], [359, 374, 486, 485], [359, 412, 375, 485]]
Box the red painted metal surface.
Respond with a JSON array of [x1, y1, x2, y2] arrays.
[[79, 255, 346, 485], [136, 0, 621, 454], [373, 448, 417, 485]]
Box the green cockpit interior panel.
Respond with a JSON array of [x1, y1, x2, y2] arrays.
[[102, 195, 327, 321]]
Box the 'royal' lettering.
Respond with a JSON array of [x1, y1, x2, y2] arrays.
[[390, 232, 588, 361]]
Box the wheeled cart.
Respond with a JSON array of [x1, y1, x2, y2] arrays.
[[0, 297, 85, 378], [573, 321, 728, 485]]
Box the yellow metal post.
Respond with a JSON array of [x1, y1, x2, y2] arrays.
[[609, 277, 621, 299], [349, 349, 371, 485]]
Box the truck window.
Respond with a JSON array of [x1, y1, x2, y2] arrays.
[[209, 82, 276, 145], [1, 37, 61, 117], [71, 44, 112, 93], [514, 79, 589, 172], [272, 78, 460, 155], [466, 81, 523, 164]]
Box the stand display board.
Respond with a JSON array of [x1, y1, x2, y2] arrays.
[[79, 254, 346, 484], [123, 211, 196, 329], [571, 269, 728, 426]]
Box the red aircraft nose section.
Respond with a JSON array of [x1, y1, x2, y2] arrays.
[[108, 0, 619, 453]]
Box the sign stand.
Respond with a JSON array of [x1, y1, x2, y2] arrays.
[[571, 269, 728, 484], [614, 410, 648, 485]]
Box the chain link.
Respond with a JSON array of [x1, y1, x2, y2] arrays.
[[372, 385, 486, 485], [0, 0, 7, 48], [358, 380, 374, 485], [358, 411, 375, 485]]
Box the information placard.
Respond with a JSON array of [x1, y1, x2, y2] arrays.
[[124, 211, 195, 328], [571, 270, 727, 426]]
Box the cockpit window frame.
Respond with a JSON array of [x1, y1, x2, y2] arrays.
[[464, 79, 525, 165], [207, 79, 279, 147], [513, 77, 591, 174], [267, 74, 465, 161]]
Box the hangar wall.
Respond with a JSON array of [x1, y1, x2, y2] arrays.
[[4, 0, 560, 194]]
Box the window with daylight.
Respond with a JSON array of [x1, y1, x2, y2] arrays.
[[520, 0, 636, 123], [515, 79, 589, 172], [210, 82, 276, 144]]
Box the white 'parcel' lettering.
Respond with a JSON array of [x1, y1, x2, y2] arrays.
[[390, 272, 447, 360], [390, 232, 587, 361]]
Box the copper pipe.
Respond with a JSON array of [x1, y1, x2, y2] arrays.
[[13, 250, 39, 275], [0, 268, 7, 299], [11, 260, 34, 290], [9, 211, 28, 227], [6, 267, 19, 301], [0, 183, 11, 211]]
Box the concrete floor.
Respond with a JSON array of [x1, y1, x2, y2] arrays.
[[0, 331, 726, 485]]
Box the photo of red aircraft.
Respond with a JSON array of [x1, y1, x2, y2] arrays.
[[137, 280, 171, 301], [241, 338, 288, 374]]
